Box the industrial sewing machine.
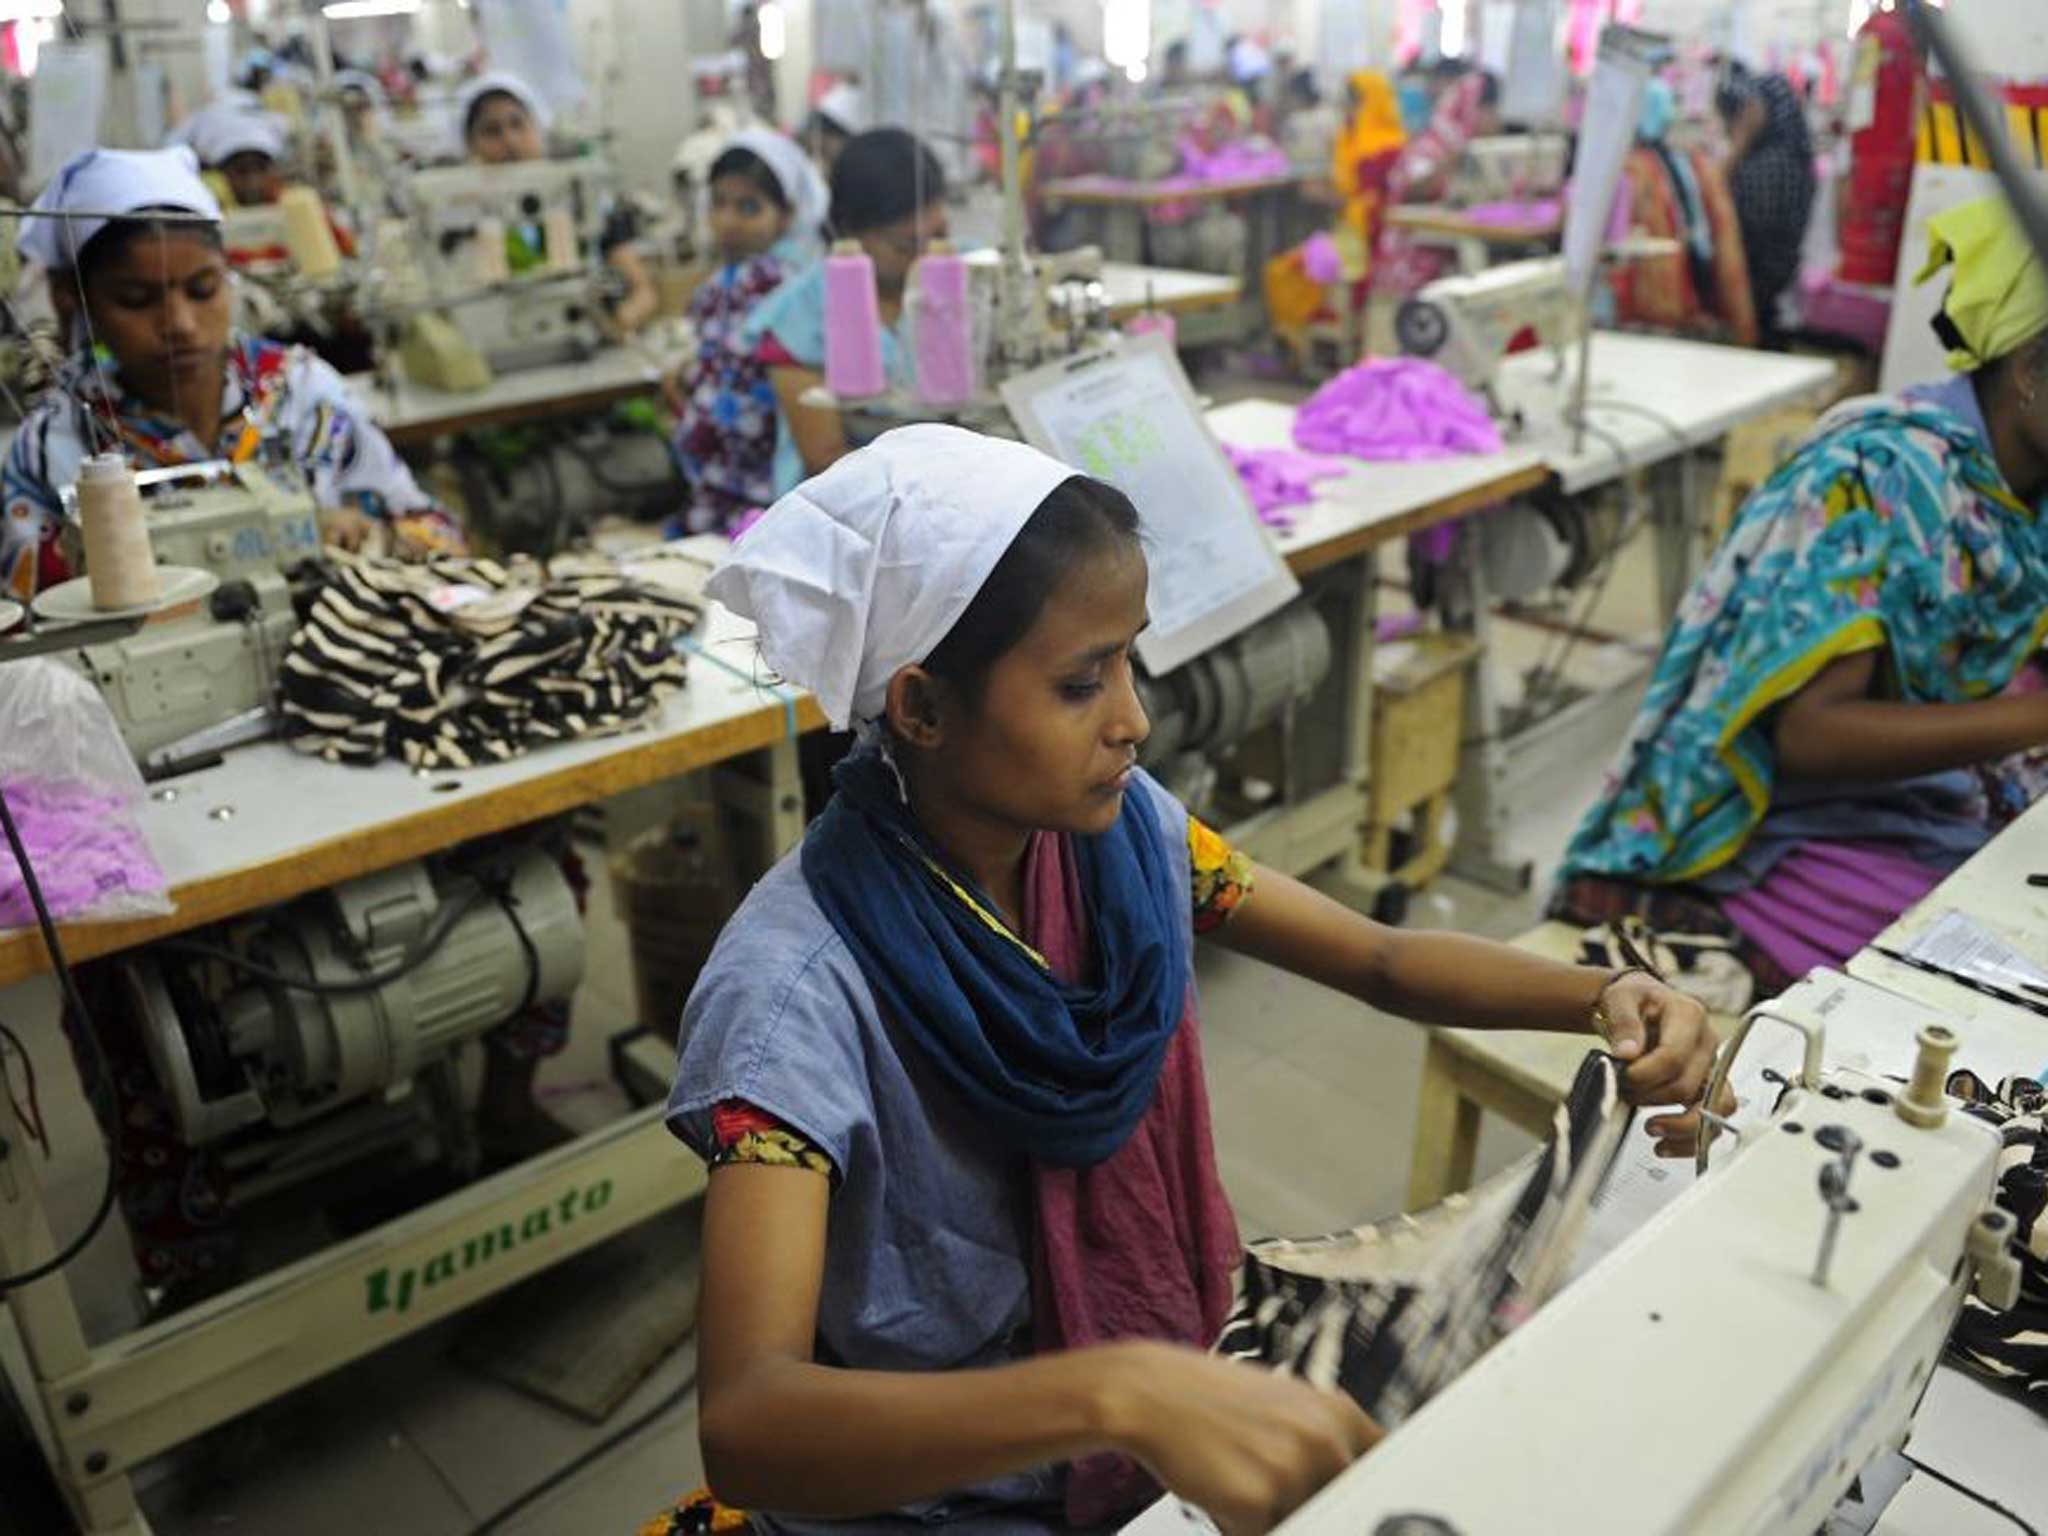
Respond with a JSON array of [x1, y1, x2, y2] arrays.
[[389, 156, 617, 385], [51, 458, 320, 767], [1124, 999, 2022, 1536], [1395, 255, 1584, 419], [1451, 133, 1570, 206]]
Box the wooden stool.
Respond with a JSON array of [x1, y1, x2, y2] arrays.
[[1362, 631, 1480, 924]]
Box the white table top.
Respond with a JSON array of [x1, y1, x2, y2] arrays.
[[1497, 333, 1838, 495], [1099, 262, 1242, 318], [346, 331, 683, 438], [1205, 398, 1550, 575]]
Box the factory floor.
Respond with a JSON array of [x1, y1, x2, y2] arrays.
[[3, 504, 1673, 1536]]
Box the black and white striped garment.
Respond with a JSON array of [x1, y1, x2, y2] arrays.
[[1947, 1070, 2048, 1415], [278, 552, 700, 770], [1213, 1051, 1632, 1428]]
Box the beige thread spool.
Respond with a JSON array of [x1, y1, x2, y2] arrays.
[[280, 186, 342, 278], [542, 206, 579, 272], [76, 454, 160, 611], [473, 216, 511, 284]]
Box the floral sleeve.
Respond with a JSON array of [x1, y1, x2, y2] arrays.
[[706, 1099, 836, 1181], [1190, 817, 1255, 935]]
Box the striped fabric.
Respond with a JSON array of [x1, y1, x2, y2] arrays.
[[1213, 1051, 1631, 1429], [278, 552, 699, 770], [1947, 1070, 2048, 1415]]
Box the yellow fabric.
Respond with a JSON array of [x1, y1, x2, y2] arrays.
[[1264, 247, 1329, 331], [1915, 194, 2048, 371]]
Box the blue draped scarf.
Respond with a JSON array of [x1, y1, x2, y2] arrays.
[[801, 746, 1189, 1168]]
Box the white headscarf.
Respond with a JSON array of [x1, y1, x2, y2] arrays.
[[722, 127, 828, 241], [814, 83, 867, 135], [17, 146, 224, 271], [190, 108, 291, 168], [460, 71, 553, 142], [165, 89, 262, 147], [334, 69, 387, 110], [706, 425, 1076, 730]]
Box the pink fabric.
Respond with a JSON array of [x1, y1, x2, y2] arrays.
[[1024, 829, 1241, 1527], [1293, 357, 1504, 461], [0, 776, 167, 926], [1223, 442, 1347, 528], [1461, 196, 1563, 231], [1719, 841, 1947, 983], [1301, 230, 1345, 284], [1176, 136, 1293, 183]]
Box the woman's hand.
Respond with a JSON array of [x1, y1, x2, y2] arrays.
[[318, 503, 377, 553], [1101, 1343, 1381, 1536], [1594, 974, 1733, 1156]]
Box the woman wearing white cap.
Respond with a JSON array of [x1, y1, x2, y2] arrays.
[[668, 128, 826, 534], [0, 146, 459, 600], [189, 107, 293, 210], [671, 425, 1721, 1534], [460, 71, 659, 336]]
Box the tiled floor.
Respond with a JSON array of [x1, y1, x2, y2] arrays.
[[6, 511, 1670, 1536]]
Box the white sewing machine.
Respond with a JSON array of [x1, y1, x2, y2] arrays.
[[1395, 255, 1584, 414], [1123, 1003, 2021, 1536], [389, 156, 618, 380], [1452, 133, 1569, 206]]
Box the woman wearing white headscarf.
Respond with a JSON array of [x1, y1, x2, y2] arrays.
[[1, 146, 457, 600], [671, 424, 1720, 1534], [460, 70, 659, 336], [668, 128, 826, 533]]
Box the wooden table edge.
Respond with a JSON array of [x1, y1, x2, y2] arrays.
[[1281, 461, 1550, 577], [0, 694, 826, 989]]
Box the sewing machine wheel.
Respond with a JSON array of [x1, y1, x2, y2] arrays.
[[1395, 298, 1450, 360]]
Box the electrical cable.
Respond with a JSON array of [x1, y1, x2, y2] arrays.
[[465, 1362, 699, 1535], [0, 1019, 49, 1155], [0, 779, 123, 1293], [159, 880, 492, 997], [1901, 1451, 2042, 1536]]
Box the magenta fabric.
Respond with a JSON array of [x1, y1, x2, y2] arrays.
[[1293, 357, 1505, 461], [1025, 828, 1241, 1527], [1176, 136, 1293, 183], [1223, 442, 1347, 528], [0, 776, 168, 926], [1719, 840, 1947, 983], [1301, 230, 1345, 284], [1460, 196, 1563, 231]]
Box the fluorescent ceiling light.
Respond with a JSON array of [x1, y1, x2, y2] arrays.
[[0, 0, 65, 22], [321, 0, 420, 17]]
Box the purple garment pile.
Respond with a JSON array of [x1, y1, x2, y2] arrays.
[[0, 776, 168, 927], [1458, 197, 1563, 231], [1293, 358, 1504, 461], [1174, 137, 1294, 184], [1223, 443, 1348, 528], [1300, 231, 1345, 285]]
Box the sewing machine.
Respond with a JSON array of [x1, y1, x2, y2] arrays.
[[1123, 1004, 2021, 1536], [1395, 256, 1584, 417], [53, 459, 319, 765], [1452, 133, 1570, 205], [390, 157, 617, 382]]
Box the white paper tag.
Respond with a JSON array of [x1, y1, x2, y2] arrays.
[[1903, 908, 2048, 996]]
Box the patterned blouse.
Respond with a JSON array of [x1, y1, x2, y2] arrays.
[[706, 814, 1256, 1179], [672, 251, 790, 534], [2, 335, 459, 600]]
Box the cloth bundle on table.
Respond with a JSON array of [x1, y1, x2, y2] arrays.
[[278, 553, 700, 768], [1223, 442, 1346, 528], [1293, 357, 1504, 461]]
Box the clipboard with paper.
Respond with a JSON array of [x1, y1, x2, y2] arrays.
[[1000, 335, 1301, 678]]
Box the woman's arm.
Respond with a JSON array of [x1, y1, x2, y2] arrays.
[[606, 243, 660, 336], [771, 363, 851, 476], [1724, 96, 1767, 163], [1210, 865, 1719, 1144], [700, 1163, 1377, 1535], [1775, 650, 2048, 782]]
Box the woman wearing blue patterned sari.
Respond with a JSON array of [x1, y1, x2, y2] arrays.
[[1555, 195, 2048, 1004]]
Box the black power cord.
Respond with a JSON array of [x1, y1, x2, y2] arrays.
[[159, 882, 492, 997], [0, 780, 123, 1293], [1902, 1450, 2042, 1536]]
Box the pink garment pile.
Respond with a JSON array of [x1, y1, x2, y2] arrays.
[[1223, 443, 1347, 528], [1175, 136, 1293, 183], [1300, 231, 1345, 284], [1292, 358, 1505, 461], [0, 776, 168, 927], [1458, 197, 1563, 230]]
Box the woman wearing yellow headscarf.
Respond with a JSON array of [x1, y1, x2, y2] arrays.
[[1332, 70, 1406, 243]]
